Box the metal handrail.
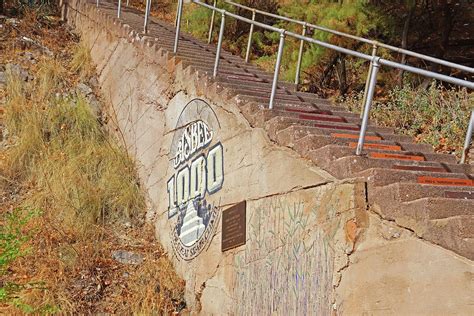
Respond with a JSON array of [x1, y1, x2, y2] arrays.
[[108, 0, 474, 163], [222, 0, 474, 75]]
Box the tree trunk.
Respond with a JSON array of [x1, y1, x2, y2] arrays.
[[421, 0, 455, 89], [336, 54, 348, 96], [398, 1, 416, 86]]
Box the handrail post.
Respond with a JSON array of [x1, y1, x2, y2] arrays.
[[269, 30, 286, 109], [361, 42, 378, 118], [356, 56, 380, 155], [213, 11, 226, 77], [96, 0, 99, 7], [207, 0, 217, 44], [244, 9, 256, 63], [294, 23, 307, 88], [174, 0, 184, 53], [117, 0, 122, 18], [144, 0, 151, 33], [461, 110, 474, 164]]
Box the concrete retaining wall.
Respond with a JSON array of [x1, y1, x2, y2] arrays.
[[66, 2, 474, 314]]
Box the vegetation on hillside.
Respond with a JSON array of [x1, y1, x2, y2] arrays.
[[0, 8, 185, 314], [178, 0, 472, 97], [341, 83, 472, 156]]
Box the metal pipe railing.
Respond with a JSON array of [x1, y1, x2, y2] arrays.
[[207, 0, 217, 44], [117, 0, 122, 18], [361, 43, 379, 118], [269, 31, 286, 109], [144, 0, 151, 33], [214, 11, 226, 77], [173, 0, 183, 53], [357, 57, 381, 155], [294, 23, 307, 87], [461, 110, 474, 164], [172, 0, 473, 163], [244, 10, 256, 63]]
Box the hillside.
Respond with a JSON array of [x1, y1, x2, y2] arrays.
[[0, 6, 185, 314]]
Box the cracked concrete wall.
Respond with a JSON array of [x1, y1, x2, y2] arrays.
[[67, 1, 473, 315]]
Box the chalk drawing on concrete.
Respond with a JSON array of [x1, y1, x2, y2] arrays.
[[234, 194, 337, 315], [167, 99, 224, 260]]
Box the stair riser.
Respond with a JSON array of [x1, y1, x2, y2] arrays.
[[357, 168, 471, 187], [371, 183, 474, 204], [327, 156, 472, 179]]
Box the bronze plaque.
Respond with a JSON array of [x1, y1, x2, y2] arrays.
[[221, 201, 246, 252]]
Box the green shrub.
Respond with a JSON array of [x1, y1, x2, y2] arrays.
[[340, 83, 473, 156], [0, 208, 55, 313]]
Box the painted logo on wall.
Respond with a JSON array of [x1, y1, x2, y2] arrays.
[[166, 99, 224, 260]]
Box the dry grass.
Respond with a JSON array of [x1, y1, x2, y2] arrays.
[[1, 9, 185, 314], [70, 43, 95, 80]]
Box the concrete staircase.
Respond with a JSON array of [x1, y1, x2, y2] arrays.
[[94, 1, 473, 260]]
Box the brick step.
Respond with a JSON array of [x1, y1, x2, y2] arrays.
[[262, 117, 391, 142], [257, 109, 356, 127], [154, 42, 267, 72], [244, 107, 390, 135], [117, 10, 273, 73], [237, 104, 361, 125], [232, 83, 337, 108], [258, 114, 394, 135], [177, 57, 262, 77], [173, 49, 264, 73], [231, 88, 351, 116], [279, 106, 360, 120], [306, 146, 457, 175], [355, 167, 469, 188], [223, 85, 304, 101], [153, 35, 250, 64], [371, 182, 474, 205], [402, 199, 473, 260], [186, 66, 273, 84], [276, 130, 433, 155], [273, 101, 354, 117], [274, 125, 414, 145], [324, 154, 471, 179], [218, 74, 295, 90], [294, 91, 340, 104], [280, 109, 361, 124], [219, 80, 288, 94], [173, 50, 243, 66], [216, 75, 296, 90], [372, 196, 474, 260], [185, 49, 254, 68], [189, 64, 277, 83], [233, 89, 303, 103], [278, 104, 358, 117], [301, 141, 447, 163], [238, 95, 353, 115]]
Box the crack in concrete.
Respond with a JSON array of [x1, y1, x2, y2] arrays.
[[216, 181, 334, 210], [98, 41, 120, 77]]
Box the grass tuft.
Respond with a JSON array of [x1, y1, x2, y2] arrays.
[[70, 43, 95, 80]]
